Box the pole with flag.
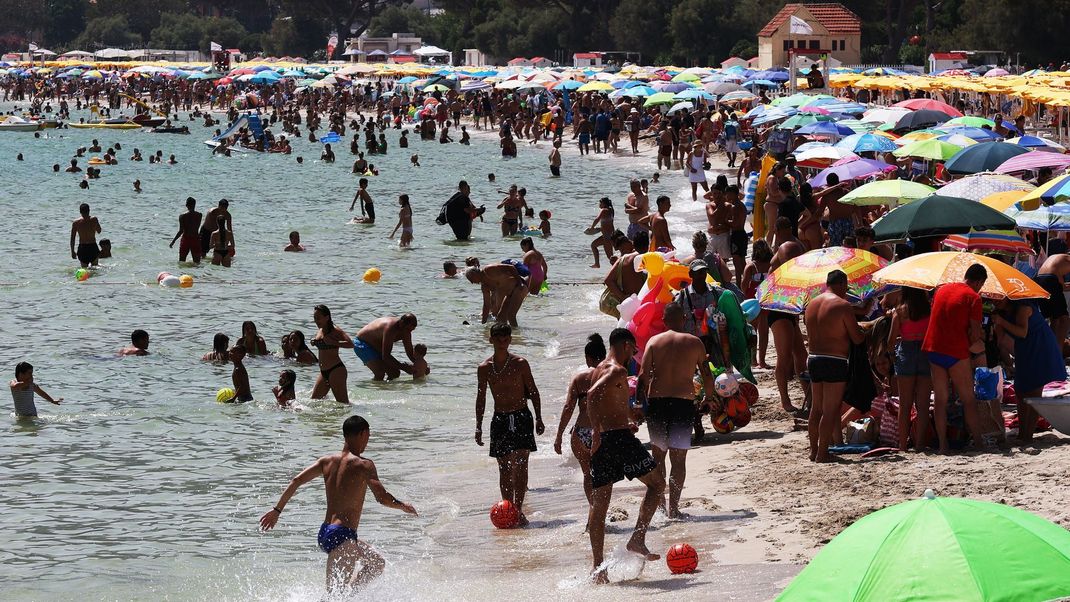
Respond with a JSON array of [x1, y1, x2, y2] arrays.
[[326, 32, 338, 61], [28, 42, 38, 67], [788, 15, 813, 93]]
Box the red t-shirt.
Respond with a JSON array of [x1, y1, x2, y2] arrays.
[[922, 282, 982, 360]]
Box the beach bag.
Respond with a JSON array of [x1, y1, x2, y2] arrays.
[[599, 260, 626, 319], [877, 395, 901, 448], [435, 202, 448, 225], [974, 367, 1000, 401]]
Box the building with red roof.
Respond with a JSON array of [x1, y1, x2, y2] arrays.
[[757, 3, 861, 69]]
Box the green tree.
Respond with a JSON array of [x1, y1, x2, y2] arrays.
[[0, 0, 49, 42], [46, 0, 87, 46], [150, 13, 206, 50], [277, 0, 412, 59], [73, 15, 141, 49], [367, 5, 430, 37], [609, 0, 671, 64], [87, 0, 185, 43], [729, 39, 757, 60], [669, 0, 735, 65], [201, 17, 248, 53], [261, 16, 299, 56]]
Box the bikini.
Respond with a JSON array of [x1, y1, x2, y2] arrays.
[[571, 391, 594, 449]]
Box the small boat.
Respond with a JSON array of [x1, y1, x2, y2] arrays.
[[132, 114, 166, 128], [25, 116, 61, 129], [203, 140, 251, 153], [152, 125, 190, 134], [69, 120, 142, 130], [1025, 396, 1070, 436], [0, 116, 40, 132]]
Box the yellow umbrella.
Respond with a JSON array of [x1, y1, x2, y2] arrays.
[[980, 190, 1040, 212], [577, 81, 614, 92]]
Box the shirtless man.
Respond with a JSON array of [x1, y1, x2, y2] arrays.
[[804, 271, 865, 462], [229, 345, 253, 402], [259, 415, 417, 593], [310, 304, 354, 404], [549, 139, 562, 177], [200, 199, 232, 256], [349, 178, 375, 224], [657, 124, 673, 171], [168, 196, 202, 263], [816, 174, 854, 247], [119, 329, 150, 356], [465, 263, 530, 327], [641, 195, 673, 251], [705, 185, 731, 259], [353, 314, 418, 381], [624, 179, 650, 240], [497, 184, 523, 237], [70, 203, 101, 268], [768, 217, 809, 414], [475, 322, 544, 527], [639, 304, 715, 518], [1035, 252, 1070, 350], [285, 231, 305, 252], [587, 328, 664, 583], [601, 232, 646, 318]]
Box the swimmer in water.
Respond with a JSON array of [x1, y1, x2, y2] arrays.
[[273, 369, 296, 407], [289, 330, 319, 365], [388, 195, 413, 248], [538, 210, 552, 237], [239, 321, 269, 356], [230, 345, 253, 402], [285, 231, 305, 252], [70, 202, 101, 268], [98, 239, 112, 259], [410, 154, 420, 167], [442, 261, 458, 278], [9, 362, 63, 418], [408, 344, 429, 380], [133, 179, 141, 193], [169, 196, 203, 264], [258, 415, 418, 593], [203, 333, 229, 362], [349, 178, 375, 224], [119, 329, 150, 356], [311, 304, 354, 404]]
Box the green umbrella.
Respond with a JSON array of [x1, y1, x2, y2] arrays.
[[643, 92, 676, 106], [871, 194, 1016, 240], [839, 180, 935, 206], [944, 115, 996, 128], [777, 492, 1070, 602], [776, 113, 832, 130], [892, 138, 962, 161]]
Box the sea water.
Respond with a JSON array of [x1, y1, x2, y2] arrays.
[[0, 107, 794, 600]]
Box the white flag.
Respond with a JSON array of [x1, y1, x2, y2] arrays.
[[789, 15, 814, 35], [28, 42, 39, 52], [210, 41, 222, 52]]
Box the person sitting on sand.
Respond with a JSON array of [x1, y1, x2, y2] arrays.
[[474, 322, 544, 528]]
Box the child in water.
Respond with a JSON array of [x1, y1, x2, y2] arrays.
[[538, 210, 552, 237], [442, 261, 458, 278], [272, 369, 296, 407], [230, 345, 253, 402], [410, 344, 429, 380]]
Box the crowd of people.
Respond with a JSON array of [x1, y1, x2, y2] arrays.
[[7, 63, 1070, 592]]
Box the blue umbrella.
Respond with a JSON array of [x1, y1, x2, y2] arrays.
[[556, 80, 584, 91], [751, 107, 797, 126], [796, 121, 856, 137], [1011, 204, 1070, 231], [753, 70, 790, 82], [835, 132, 898, 153], [1013, 135, 1058, 148], [249, 71, 280, 84], [939, 126, 1001, 141], [674, 88, 714, 101], [397, 76, 418, 84], [619, 84, 655, 96], [744, 79, 778, 87], [945, 142, 1031, 175]]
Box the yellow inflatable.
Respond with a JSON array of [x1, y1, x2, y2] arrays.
[[88, 157, 107, 165], [634, 251, 692, 303], [363, 267, 382, 283]]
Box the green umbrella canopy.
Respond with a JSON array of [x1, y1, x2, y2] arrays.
[[839, 180, 936, 206], [777, 492, 1070, 602], [892, 138, 962, 161], [872, 194, 1016, 241]]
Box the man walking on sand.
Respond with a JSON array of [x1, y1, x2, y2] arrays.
[[639, 304, 715, 517], [258, 415, 417, 593], [475, 322, 544, 527], [587, 328, 664, 583], [804, 270, 865, 462]]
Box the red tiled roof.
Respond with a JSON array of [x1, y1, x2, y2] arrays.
[[573, 53, 601, 59], [758, 3, 861, 37], [530, 56, 547, 62], [930, 52, 967, 60]]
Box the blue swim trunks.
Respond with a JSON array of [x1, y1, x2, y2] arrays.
[[927, 351, 961, 370], [318, 522, 359, 554], [353, 338, 382, 364]]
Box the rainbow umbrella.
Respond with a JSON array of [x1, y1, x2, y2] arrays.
[[942, 229, 1034, 255], [873, 252, 1047, 300], [756, 247, 888, 314], [776, 492, 1070, 602]]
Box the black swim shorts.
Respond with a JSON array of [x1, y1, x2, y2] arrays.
[[807, 354, 849, 383], [489, 408, 537, 458], [590, 428, 657, 489]]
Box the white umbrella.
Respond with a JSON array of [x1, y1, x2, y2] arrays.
[[32, 49, 56, 56], [666, 101, 693, 115], [342, 47, 365, 56], [60, 50, 93, 57], [861, 107, 912, 124], [338, 64, 377, 75], [413, 45, 449, 56], [95, 48, 132, 59]]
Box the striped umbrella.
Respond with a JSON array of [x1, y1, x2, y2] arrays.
[[942, 229, 1034, 255], [1018, 173, 1070, 206], [756, 247, 888, 314]]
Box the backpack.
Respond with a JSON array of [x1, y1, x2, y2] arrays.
[[724, 121, 738, 139]]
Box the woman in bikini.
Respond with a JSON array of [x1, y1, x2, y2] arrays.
[[310, 305, 354, 404], [210, 219, 234, 267], [553, 333, 607, 508], [587, 197, 615, 268], [240, 321, 269, 356], [389, 194, 413, 248], [288, 330, 319, 365]]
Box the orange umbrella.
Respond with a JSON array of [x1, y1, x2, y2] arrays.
[[873, 252, 1047, 300], [981, 190, 1039, 212]]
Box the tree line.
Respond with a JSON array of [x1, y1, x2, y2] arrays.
[[1, 0, 1066, 67]]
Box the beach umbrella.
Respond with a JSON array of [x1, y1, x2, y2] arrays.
[[751, 107, 796, 126], [937, 173, 1035, 201], [673, 88, 714, 101], [248, 71, 281, 84], [666, 101, 693, 115], [834, 119, 876, 134], [793, 145, 857, 168], [985, 67, 1010, 77], [1010, 204, 1070, 231], [772, 92, 827, 108], [835, 132, 898, 153], [936, 134, 978, 148], [943, 229, 1034, 255], [944, 142, 1030, 175], [938, 126, 1002, 141], [796, 121, 856, 137], [743, 78, 778, 88], [616, 84, 654, 96], [796, 105, 831, 115], [671, 72, 700, 82], [720, 90, 758, 103], [756, 247, 888, 314], [396, 75, 418, 84], [809, 158, 896, 188], [871, 194, 1016, 240], [892, 138, 961, 161], [893, 98, 963, 117], [650, 81, 694, 93], [981, 190, 1039, 213], [555, 79, 583, 91], [423, 83, 450, 92], [995, 151, 1070, 175], [705, 82, 744, 96], [1006, 135, 1067, 153], [777, 113, 831, 130], [838, 180, 935, 206], [81, 70, 104, 80], [1018, 173, 1070, 206], [895, 109, 951, 131], [577, 81, 614, 92], [944, 115, 995, 128], [776, 492, 1070, 601], [874, 254, 1047, 300], [862, 107, 912, 124], [643, 92, 676, 106]]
